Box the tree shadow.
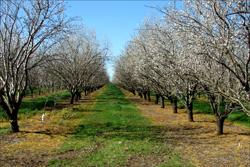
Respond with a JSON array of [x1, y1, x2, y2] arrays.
[[72, 121, 222, 146], [20, 130, 73, 138]]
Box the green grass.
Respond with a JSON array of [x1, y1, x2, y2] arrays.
[[0, 109, 8, 122], [193, 100, 250, 127], [48, 159, 71, 166], [0, 91, 71, 121], [159, 152, 190, 167], [0, 125, 11, 136], [139, 91, 250, 127], [24, 87, 40, 96], [20, 91, 71, 113], [50, 83, 192, 167], [228, 111, 250, 126]]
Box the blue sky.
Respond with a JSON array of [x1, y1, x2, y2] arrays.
[[64, 1, 168, 80]]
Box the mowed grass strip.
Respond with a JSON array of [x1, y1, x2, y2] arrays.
[[49, 83, 192, 167]]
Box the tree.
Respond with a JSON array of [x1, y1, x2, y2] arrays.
[[0, 0, 74, 132], [156, 0, 248, 133], [47, 27, 110, 104]]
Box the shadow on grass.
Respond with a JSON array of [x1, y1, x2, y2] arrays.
[[72, 121, 231, 146], [20, 131, 73, 137], [74, 123, 166, 141], [194, 120, 216, 123], [19, 91, 71, 114]]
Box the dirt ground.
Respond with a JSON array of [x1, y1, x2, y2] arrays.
[[0, 89, 103, 167], [126, 94, 250, 167], [0, 87, 250, 167]]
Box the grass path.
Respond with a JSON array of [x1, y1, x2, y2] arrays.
[[48, 83, 191, 166]]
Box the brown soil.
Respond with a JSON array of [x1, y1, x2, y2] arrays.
[[124, 90, 250, 167]]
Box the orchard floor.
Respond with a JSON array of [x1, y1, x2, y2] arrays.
[[125, 91, 250, 167], [0, 88, 103, 167], [0, 86, 249, 167]]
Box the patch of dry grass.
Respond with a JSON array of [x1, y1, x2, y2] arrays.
[[0, 86, 106, 166], [122, 89, 250, 167]]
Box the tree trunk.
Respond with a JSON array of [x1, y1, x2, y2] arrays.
[[167, 94, 173, 104], [8, 110, 19, 132], [75, 90, 81, 101], [132, 90, 136, 95], [51, 82, 54, 93], [10, 120, 19, 132], [217, 117, 226, 135], [220, 95, 225, 102], [54, 101, 57, 110], [155, 94, 160, 104], [1, 90, 22, 132], [70, 93, 75, 104], [78, 91, 82, 100], [139, 92, 142, 98], [75, 91, 81, 101], [143, 92, 147, 100], [38, 88, 41, 95], [187, 103, 194, 122], [204, 88, 230, 135], [160, 95, 165, 108], [147, 92, 151, 102], [29, 86, 34, 98], [30, 89, 34, 98], [75, 92, 78, 101], [172, 96, 178, 113]]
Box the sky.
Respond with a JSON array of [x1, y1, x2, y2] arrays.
[[64, 1, 168, 81]]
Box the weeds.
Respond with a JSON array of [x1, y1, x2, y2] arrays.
[[49, 108, 84, 120]]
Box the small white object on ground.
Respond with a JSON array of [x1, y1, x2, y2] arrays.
[[42, 113, 45, 122]]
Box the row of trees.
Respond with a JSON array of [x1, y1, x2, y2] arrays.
[[0, 0, 110, 132], [113, 0, 250, 135]]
